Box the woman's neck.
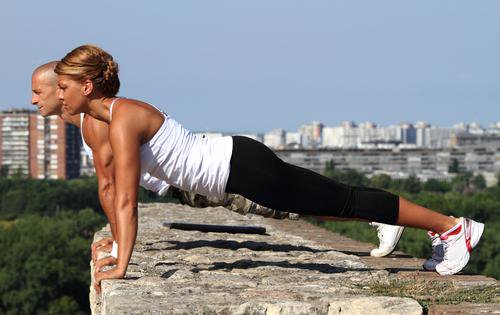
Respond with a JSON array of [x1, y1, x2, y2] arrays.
[[87, 96, 115, 123]]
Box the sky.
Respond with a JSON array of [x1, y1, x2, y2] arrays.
[[1, 0, 499, 133]]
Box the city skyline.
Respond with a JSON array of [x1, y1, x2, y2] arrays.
[[0, 107, 498, 182], [1, 107, 499, 134], [190, 119, 500, 134], [1, 1, 499, 132]]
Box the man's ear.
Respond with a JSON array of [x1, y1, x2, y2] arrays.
[[82, 79, 94, 96]]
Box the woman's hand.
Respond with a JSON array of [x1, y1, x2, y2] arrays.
[[91, 237, 114, 263], [95, 256, 118, 272], [93, 267, 126, 295]]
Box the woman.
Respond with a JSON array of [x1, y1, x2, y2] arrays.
[[55, 45, 484, 292]]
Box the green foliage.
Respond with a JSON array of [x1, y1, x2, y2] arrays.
[[472, 174, 486, 190], [0, 209, 105, 314], [448, 158, 460, 173], [0, 177, 177, 313], [0, 177, 174, 220], [325, 168, 369, 187], [422, 179, 451, 193], [46, 296, 81, 315], [323, 160, 336, 179], [0, 178, 101, 220], [398, 175, 421, 194], [370, 174, 392, 190]]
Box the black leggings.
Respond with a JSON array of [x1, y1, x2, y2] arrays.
[[225, 136, 399, 225]]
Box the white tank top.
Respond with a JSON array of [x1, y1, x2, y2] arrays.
[[80, 113, 93, 159], [110, 99, 233, 198], [80, 106, 171, 195]]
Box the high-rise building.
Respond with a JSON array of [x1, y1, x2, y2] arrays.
[[285, 131, 302, 149], [0, 109, 81, 179], [299, 121, 324, 148], [264, 128, 286, 149], [0, 109, 32, 177], [399, 123, 417, 145]]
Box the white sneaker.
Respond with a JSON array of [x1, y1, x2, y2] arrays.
[[435, 217, 484, 275], [369, 222, 405, 257], [422, 231, 444, 271]]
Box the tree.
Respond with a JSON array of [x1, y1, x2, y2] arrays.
[[448, 158, 460, 173], [451, 172, 473, 194], [330, 169, 369, 187], [422, 178, 451, 193], [0, 166, 9, 178], [370, 174, 392, 189], [401, 175, 421, 194], [471, 174, 486, 191], [11, 167, 27, 179], [323, 160, 336, 179], [0, 209, 105, 314], [1, 190, 27, 220]]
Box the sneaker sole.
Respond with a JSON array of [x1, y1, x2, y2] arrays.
[[422, 258, 443, 271]]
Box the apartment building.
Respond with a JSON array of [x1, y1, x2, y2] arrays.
[[0, 109, 81, 179], [276, 146, 500, 184]]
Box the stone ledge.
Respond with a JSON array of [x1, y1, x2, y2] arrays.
[[89, 203, 496, 314], [428, 303, 500, 315]]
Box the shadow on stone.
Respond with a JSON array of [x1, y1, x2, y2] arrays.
[[334, 250, 371, 257], [191, 259, 374, 274], [161, 269, 178, 279], [143, 239, 330, 253], [124, 276, 141, 280], [338, 250, 413, 258], [155, 262, 177, 267], [385, 267, 421, 273]]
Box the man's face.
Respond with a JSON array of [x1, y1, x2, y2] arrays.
[[31, 72, 61, 116]]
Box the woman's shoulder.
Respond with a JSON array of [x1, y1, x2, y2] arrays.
[[109, 98, 165, 140], [113, 98, 164, 116]]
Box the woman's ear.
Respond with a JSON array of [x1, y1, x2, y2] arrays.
[[82, 79, 94, 96]]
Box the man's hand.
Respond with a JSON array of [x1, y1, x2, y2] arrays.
[[93, 267, 126, 295], [91, 237, 114, 263]]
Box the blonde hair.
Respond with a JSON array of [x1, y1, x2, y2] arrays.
[[55, 45, 120, 97]]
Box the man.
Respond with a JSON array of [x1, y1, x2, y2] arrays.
[[31, 62, 405, 270]]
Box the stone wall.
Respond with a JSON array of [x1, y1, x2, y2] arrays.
[[90, 203, 423, 314]]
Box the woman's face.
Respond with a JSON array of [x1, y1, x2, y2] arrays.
[[57, 75, 88, 115]]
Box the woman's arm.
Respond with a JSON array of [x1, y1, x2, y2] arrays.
[[93, 100, 165, 294], [107, 108, 142, 277]]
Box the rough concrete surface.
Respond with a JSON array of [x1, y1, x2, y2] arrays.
[[88, 202, 492, 314]]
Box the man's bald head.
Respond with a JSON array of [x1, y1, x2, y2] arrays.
[[32, 61, 58, 85], [31, 61, 62, 116]]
